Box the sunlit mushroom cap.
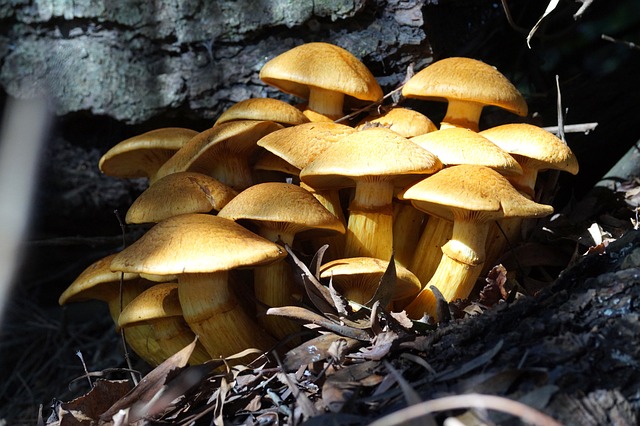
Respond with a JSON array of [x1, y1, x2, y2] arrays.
[[214, 98, 310, 127], [99, 127, 198, 181], [319, 257, 422, 302], [125, 172, 238, 224], [300, 127, 442, 189], [402, 57, 528, 117], [155, 120, 282, 180], [110, 214, 286, 275], [259, 42, 383, 103], [401, 165, 553, 222], [218, 182, 345, 236], [479, 123, 579, 175], [257, 121, 356, 171], [355, 107, 437, 138], [411, 127, 523, 176]]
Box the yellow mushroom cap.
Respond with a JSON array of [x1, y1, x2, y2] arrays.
[[355, 107, 437, 138], [125, 172, 238, 224], [319, 257, 422, 303], [257, 121, 356, 171], [214, 98, 310, 127], [479, 123, 579, 175], [402, 57, 528, 117], [259, 42, 383, 104], [59, 254, 139, 305], [117, 282, 182, 327], [99, 127, 198, 182], [110, 214, 286, 275], [218, 182, 345, 237], [300, 127, 442, 189], [410, 127, 523, 176], [401, 165, 553, 222]]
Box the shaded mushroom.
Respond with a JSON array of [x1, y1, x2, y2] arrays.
[[110, 214, 285, 362], [99, 127, 198, 185], [402, 57, 528, 131], [59, 254, 164, 366], [117, 282, 211, 365], [355, 107, 437, 138], [259, 42, 383, 120], [319, 257, 421, 309]]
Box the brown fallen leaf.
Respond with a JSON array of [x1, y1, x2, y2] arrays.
[[55, 379, 132, 425], [283, 333, 363, 372]]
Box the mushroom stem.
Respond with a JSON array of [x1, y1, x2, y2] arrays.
[[149, 317, 212, 365], [344, 179, 395, 260], [441, 100, 484, 131], [408, 216, 453, 285], [405, 220, 490, 319], [300, 182, 346, 260], [253, 230, 300, 340], [307, 86, 345, 118], [208, 154, 254, 192], [503, 157, 540, 198], [178, 271, 276, 361], [392, 202, 426, 268]]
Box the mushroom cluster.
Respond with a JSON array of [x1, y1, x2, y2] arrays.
[[59, 43, 578, 366]]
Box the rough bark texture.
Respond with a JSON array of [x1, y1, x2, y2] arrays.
[[1, 0, 428, 123]]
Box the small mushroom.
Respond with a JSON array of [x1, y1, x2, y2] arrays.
[[355, 107, 437, 138], [402, 57, 528, 131], [214, 98, 310, 127], [117, 283, 211, 365], [259, 42, 383, 120], [99, 127, 198, 185], [319, 257, 421, 309]]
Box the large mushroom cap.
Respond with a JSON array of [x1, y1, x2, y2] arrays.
[[218, 182, 345, 238], [300, 127, 442, 189], [99, 127, 198, 182], [125, 172, 238, 224], [257, 121, 356, 171], [479, 123, 579, 175], [402, 57, 528, 117], [411, 127, 523, 176], [259, 42, 383, 104], [111, 214, 285, 275], [214, 98, 310, 127], [402, 165, 553, 222]]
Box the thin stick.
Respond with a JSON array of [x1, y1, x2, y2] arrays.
[[602, 34, 640, 51], [368, 393, 563, 426], [542, 122, 598, 135]]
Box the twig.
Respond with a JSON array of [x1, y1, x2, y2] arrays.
[[602, 34, 640, 51], [542, 122, 598, 135], [368, 393, 563, 426]]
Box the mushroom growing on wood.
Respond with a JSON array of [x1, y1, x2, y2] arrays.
[[259, 42, 383, 120], [218, 182, 345, 339], [301, 128, 442, 261], [401, 165, 553, 320], [59, 254, 164, 366], [99, 127, 198, 185], [117, 282, 211, 365], [110, 214, 285, 362], [402, 57, 528, 131]]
